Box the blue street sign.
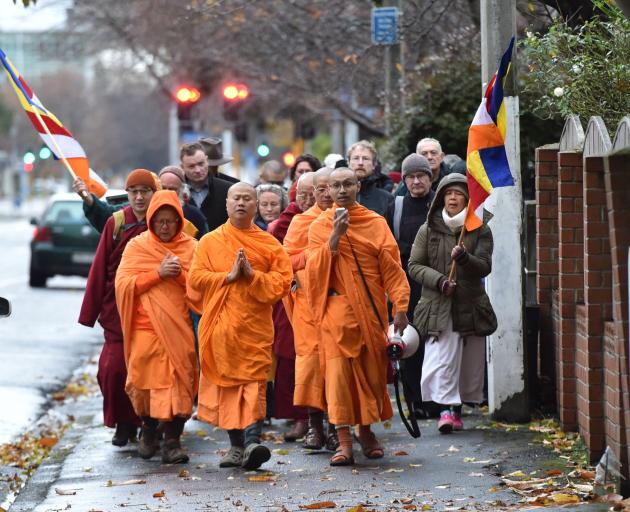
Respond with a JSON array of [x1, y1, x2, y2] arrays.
[[371, 7, 399, 45]]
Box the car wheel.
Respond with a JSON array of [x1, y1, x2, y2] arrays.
[[29, 267, 47, 288]]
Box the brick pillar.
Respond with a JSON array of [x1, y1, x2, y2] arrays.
[[556, 151, 584, 431], [576, 156, 611, 460], [604, 153, 630, 480], [535, 146, 559, 397]]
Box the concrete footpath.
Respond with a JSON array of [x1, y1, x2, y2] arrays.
[[7, 356, 610, 512]]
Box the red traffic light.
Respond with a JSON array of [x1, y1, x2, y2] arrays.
[[175, 86, 201, 104], [23, 162, 34, 173], [223, 83, 249, 101]]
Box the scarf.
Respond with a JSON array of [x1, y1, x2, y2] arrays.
[[442, 206, 467, 232]]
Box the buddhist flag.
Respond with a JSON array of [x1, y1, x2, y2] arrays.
[[464, 36, 515, 231], [0, 48, 107, 197]]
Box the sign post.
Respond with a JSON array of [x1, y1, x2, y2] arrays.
[[371, 7, 399, 135]]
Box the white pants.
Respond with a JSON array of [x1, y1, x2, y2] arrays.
[[420, 316, 485, 406]]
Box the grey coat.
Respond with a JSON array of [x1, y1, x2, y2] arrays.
[[407, 174, 497, 338]]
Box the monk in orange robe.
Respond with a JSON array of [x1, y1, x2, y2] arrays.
[[305, 167, 410, 466], [115, 190, 199, 464], [189, 182, 292, 471], [283, 167, 337, 450]]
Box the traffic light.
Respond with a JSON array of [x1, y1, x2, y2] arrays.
[[282, 151, 296, 167], [23, 150, 36, 165], [39, 145, 52, 160], [174, 85, 201, 121], [257, 143, 270, 158], [222, 82, 249, 121]]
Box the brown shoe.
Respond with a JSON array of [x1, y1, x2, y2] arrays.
[[284, 419, 309, 442], [325, 424, 340, 452], [303, 427, 325, 450], [112, 423, 137, 447], [162, 439, 189, 464], [357, 426, 384, 459], [329, 427, 354, 466]]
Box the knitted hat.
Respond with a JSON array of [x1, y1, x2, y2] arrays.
[[443, 182, 469, 200], [125, 168, 157, 191], [401, 153, 432, 179], [158, 165, 185, 182]]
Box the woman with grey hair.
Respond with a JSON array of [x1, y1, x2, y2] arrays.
[[255, 184, 288, 231]]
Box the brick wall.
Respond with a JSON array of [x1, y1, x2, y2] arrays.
[[535, 147, 559, 390], [555, 150, 584, 431]]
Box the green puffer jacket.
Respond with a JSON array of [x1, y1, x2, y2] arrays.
[[407, 174, 497, 338]]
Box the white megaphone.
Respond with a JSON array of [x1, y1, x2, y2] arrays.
[[386, 323, 420, 360]]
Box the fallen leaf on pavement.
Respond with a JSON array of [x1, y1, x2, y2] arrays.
[[152, 490, 165, 498], [435, 484, 451, 489], [402, 506, 417, 511], [551, 492, 580, 504], [463, 457, 476, 462], [447, 445, 460, 452], [248, 474, 276, 482], [273, 448, 291, 455], [299, 501, 336, 509], [468, 472, 484, 477], [546, 469, 563, 477], [578, 469, 595, 480], [55, 488, 79, 495], [505, 470, 527, 478], [409, 463, 422, 468], [105, 479, 146, 487], [383, 468, 404, 473], [394, 450, 408, 456], [347, 506, 365, 512], [489, 486, 498, 493]]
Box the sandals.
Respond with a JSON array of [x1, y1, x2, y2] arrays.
[[330, 449, 354, 466], [357, 427, 384, 459]]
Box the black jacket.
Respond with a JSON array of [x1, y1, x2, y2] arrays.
[[187, 175, 232, 232], [357, 175, 394, 217]]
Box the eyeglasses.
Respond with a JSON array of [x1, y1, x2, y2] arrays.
[[350, 155, 373, 163], [127, 188, 153, 196], [405, 174, 429, 182], [153, 218, 178, 227]]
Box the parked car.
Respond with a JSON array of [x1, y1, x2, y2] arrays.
[[28, 190, 125, 288], [0, 297, 10, 317]]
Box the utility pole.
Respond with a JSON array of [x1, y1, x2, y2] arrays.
[[480, 0, 528, 422]]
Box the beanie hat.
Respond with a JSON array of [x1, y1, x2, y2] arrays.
[[401, 153, 432, 179], [125, 168, 157, 191], [444, 182, 469, 201], [158, 165, 185, 182]]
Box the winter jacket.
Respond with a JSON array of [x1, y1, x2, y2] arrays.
[[407, 173, 497, 338], [357, 174, 394, 217]]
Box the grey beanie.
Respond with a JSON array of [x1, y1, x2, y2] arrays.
[[401, 153, 432, 179]]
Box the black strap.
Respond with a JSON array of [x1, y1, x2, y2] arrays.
[[345, 234, 386, 330], [393, 366, 421, 438]]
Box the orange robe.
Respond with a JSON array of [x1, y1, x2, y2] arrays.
[[283, 204, 326, 411], [115, 191, 199, 421], [305, 202, 410, 426], [188, 221, 293, 430]]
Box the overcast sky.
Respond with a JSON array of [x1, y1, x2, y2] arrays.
[[0, 0, 70, 32]]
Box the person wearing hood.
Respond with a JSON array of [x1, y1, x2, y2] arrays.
[[115, 190, 199, 463], [79, 169, 157, 447], [407, 174, 497, 434], [347, 140, 393, 217]]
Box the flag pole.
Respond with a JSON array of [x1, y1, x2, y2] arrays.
[[447, 201, 470, 282], [30, 107, 87, 198]]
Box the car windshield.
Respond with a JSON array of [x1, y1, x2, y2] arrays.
[[43, 201, 88, 225]]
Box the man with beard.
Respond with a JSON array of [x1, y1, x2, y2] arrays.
[[347, 140, 393, 217]]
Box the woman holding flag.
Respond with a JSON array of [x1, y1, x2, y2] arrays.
[[407, 173, 497, 434]]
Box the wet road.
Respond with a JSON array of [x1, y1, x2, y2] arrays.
[[0, 218, 102, 444]]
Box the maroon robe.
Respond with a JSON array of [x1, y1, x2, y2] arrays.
[[79, 206, 145, 428], [268, 202, 307, 420]]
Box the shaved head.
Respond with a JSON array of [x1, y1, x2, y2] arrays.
[[312, 167, 333, 188], [296, 172, 316, 211], [328, 167, 359, 208], [226, 182, 257, 228], [312, 167, 334, 210], [227, 182, 256, 198]]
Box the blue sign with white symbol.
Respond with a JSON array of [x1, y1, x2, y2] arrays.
[[371, 7, 399, 45]]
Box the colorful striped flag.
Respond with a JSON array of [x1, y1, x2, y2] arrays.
[[0, 48, 107, 197], [464, 36, 515, 231]]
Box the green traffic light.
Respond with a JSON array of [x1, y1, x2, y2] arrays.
[[257, 144, 270, 157], [23, 151, 36, 165], [39, 146, 52, 159]]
